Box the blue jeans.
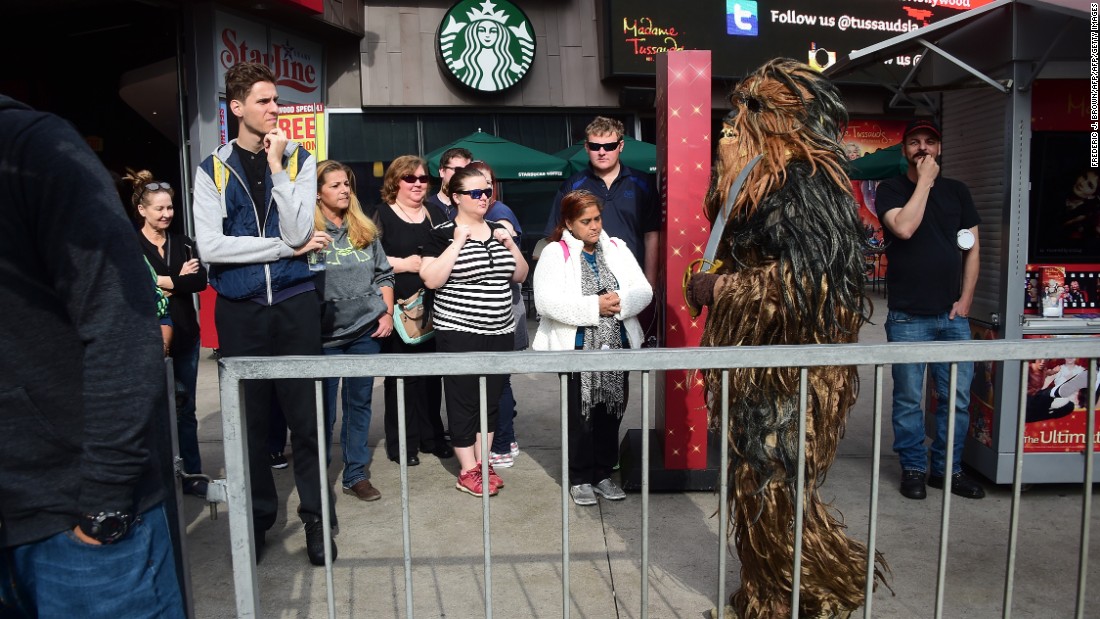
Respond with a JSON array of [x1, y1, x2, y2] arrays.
[[172, 342, 202, 475], [0, 503, 184, 618], [491, 376, 516, 453], [885, 310, 973, 476], [323, 333, 382, 487]]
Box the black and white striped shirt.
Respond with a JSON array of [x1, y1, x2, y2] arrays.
[[425, 221, 517, 335]]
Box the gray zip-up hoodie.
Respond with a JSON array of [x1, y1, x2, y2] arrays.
[[316, 219, 395, 346]]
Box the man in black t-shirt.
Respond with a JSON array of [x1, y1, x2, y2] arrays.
[[879, 119, 985, 501]]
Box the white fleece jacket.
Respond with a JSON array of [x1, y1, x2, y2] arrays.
[[532, 230, 653, 351]]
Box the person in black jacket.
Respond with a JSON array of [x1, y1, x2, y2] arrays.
[[126, 169, 209, 498], [0, 95, 184, 617]]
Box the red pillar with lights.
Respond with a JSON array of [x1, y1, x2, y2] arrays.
[[657, 50, 713, 471]]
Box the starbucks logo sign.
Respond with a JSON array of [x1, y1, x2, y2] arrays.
[[437, 0, 535, 93]]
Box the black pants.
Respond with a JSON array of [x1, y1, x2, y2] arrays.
[[436, 330, 511, 448], [566, 371, 628, 485], [382, 334, 445, 459], [215, 292, 329, 531]]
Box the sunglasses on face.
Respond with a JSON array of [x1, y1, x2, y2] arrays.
[[400, 175, 431, 184], [586, 140, 622, 152], [145, 182, 171, 191], [453, 188, 493, 200]]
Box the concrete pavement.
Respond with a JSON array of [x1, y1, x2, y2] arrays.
[[181, 290, 1099, 618]]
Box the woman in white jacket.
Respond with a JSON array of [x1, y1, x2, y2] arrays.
[[532, 190, 653, 506]]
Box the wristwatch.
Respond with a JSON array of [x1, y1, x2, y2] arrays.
[[78, 511, 134, 544]]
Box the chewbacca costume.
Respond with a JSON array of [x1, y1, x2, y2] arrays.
[[690, 59, 888, 618]]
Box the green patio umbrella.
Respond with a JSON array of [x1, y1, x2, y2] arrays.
[[424, 131, 570, 180], [554, 136, 658, 175], [847, 143, 907, 180]]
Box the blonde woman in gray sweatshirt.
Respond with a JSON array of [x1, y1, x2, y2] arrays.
[[314, 160, 395, 503]]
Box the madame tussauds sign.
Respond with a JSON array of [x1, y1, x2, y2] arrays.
[[437, 0, 535, 93]]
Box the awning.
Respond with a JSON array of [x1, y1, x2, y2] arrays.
[[553, 136, 657, 175], [424, 131, 571, 181], [825, 0, 1089, 109]]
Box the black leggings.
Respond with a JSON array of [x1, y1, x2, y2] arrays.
[[436, 330, 511, 448]]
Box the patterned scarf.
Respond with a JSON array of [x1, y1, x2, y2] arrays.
[[578, 244, 625, 420]]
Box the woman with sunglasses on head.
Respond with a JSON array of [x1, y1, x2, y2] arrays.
[[532, 189, 651, 506], [464, 160, 526, 469], [313, 160, 394, 502], [369, 156, 452, 466], [125, 169, 209, 498], [420, 167, 528, 497]]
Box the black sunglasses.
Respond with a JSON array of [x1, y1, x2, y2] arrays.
[[400, 174, 431, 184], [454, 188, 493, 200], [145, 182, 171, 191], [586, 140, 622, 152]]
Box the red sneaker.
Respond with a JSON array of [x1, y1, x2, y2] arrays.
[[456, 467, 497, 497], [487, 463, 504, 490]]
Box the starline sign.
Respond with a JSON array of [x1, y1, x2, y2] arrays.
[[219, 28, 320, 94]]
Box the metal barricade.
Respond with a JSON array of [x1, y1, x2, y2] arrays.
[[213, 338, 1098, 618]]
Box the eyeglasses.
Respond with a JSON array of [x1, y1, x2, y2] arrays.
[[145, 182, 171, 191], [682, 257, 723, 319], [400, 175, 431, 184], [586, 140, 622, 152], [453, 188, 493, 200]]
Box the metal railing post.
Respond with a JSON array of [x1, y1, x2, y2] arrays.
[[864, 365, 885, 619], [560, 373, 571, 619], [1074, 360, 1097, 619], [218, 369, 259, 617], [1004, 360, 1030, 619], [717, 370, 730, 616], [397, 378, 414, 619], [640, 370, 651, 619], [934, 363, 959, 619], [479, 376, 493, 619], [315, 380, 336, 618]]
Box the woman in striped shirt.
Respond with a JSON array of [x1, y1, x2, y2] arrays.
[[420, 167, 529, 497]]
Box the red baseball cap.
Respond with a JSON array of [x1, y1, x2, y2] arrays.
[[904, 119, 941, 139]]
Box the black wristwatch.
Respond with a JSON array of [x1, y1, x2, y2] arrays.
[[78, 511, 134, 544]]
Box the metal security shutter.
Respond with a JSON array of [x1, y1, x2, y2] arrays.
[[942, 90, 1009, 323]]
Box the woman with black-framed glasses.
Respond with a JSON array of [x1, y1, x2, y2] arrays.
[[368, 155, 451, 467], [420, 167, 528, 497]]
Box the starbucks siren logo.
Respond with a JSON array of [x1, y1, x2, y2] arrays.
[[438, 0, 535, 92]]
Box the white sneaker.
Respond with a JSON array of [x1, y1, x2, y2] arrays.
[[488, 451, 514, 468], [570, 484, 597, 506], [510, 441, 520, 458]]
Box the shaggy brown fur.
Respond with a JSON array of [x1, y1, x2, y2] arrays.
[[698, 59, 888, 618]]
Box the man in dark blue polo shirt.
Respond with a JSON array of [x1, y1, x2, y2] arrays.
[[544, 117, 660, 290]]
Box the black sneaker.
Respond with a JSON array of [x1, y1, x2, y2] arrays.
[[900, 469, 927, 500], [303, 518, 338, 566], [270, 452, 288, 469], [928, 471, 986, 499]]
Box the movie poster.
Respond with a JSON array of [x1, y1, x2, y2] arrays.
[[1022, 334, 1100, 453], [842, 119, 906, 281], [1025, 264, 1100, 315], [1041, 266, 1066, 317], [1031, 133, 1097, 262]]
